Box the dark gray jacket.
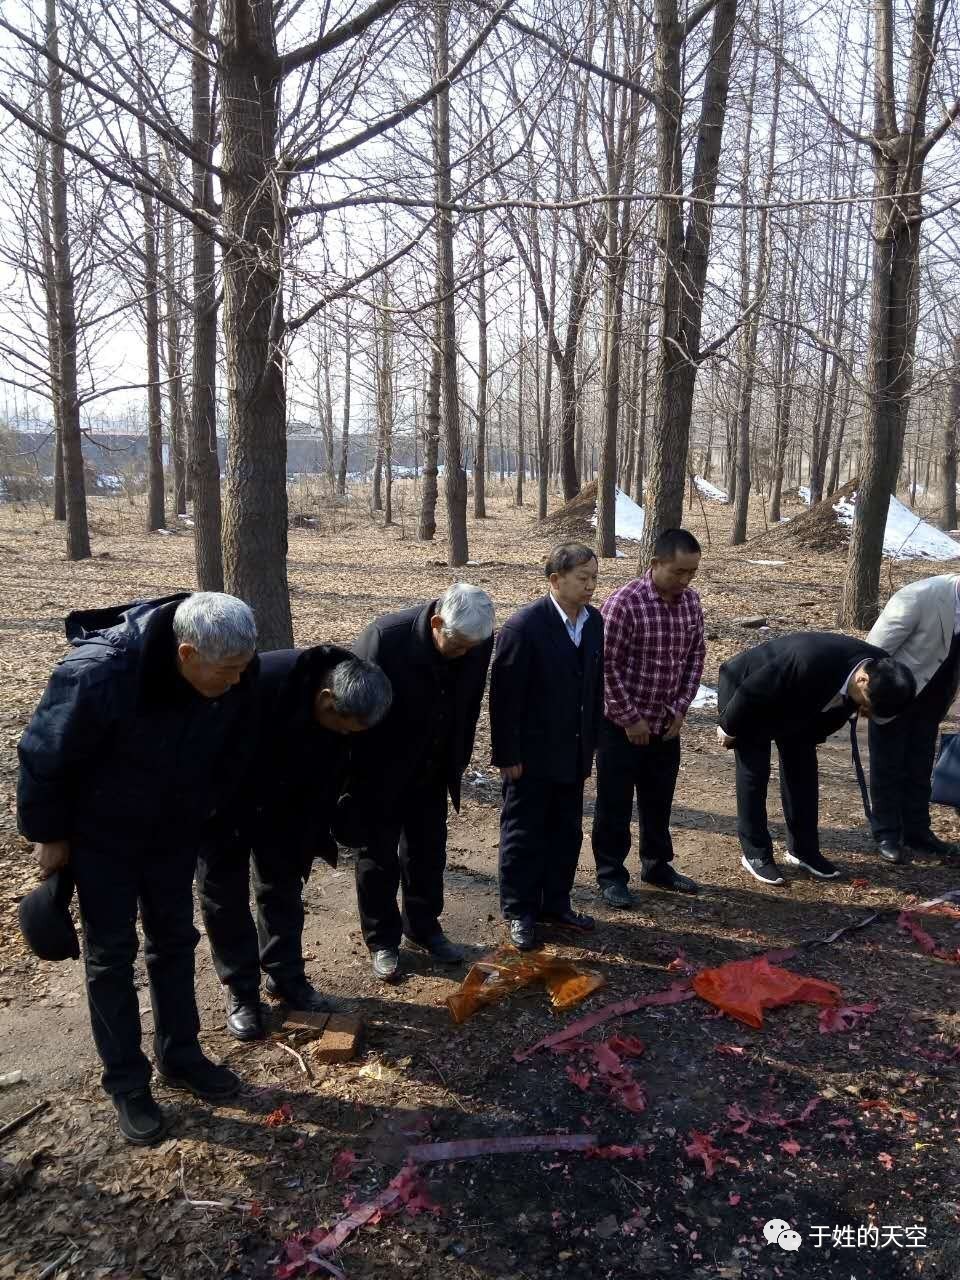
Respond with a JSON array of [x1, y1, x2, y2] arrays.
[[17, 594, 258, 850]]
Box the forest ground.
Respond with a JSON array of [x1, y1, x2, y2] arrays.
[[0, 482, 959, 1280]]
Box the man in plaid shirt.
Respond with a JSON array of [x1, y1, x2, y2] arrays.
[[592, 528, 706, 903]]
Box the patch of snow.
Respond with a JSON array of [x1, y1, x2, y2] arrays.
[[746, 559, 786, 566], [694, 476, 728, 502], [97, 474, 123, 491], [590, 487, 645, 541], [798, 486, 811, 504], [690, 684, 718, 711], [833, 491, 960, 562]]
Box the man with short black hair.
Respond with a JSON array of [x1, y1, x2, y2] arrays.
[[17, 592, 258, 1145], [491, 543, 604, 951], [717, 632, 916, 885], [197, 648, 392, 1038], [347, 584, 495, 981], [592, 528, 706, 905]]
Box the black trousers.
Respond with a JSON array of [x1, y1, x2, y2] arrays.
[[869, 667, 957, 845], [71, 842, 203, 1098], [356, 777, 448, 950], [498, 773, 585, 920], [734, 735, 819, 862], [196, 843, 309, 997], [592, 721, 680, 887]]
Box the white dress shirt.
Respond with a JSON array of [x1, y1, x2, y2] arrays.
[[550, 593, 589, 647]]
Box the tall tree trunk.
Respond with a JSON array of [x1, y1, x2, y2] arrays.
[[840, 0, 941, 628], [435, 1, 468, 565], [516, 335, 525, 506], [730, 28, 779, 545], [418, 311, 442, 540], [474, 208, 488, 517], [219, 0, 292, 647], [138, 101, 165, 533], [337, 308, 351, 495], [320, 314, 337, 489], [45, 0, 90, 560], [190, 0, 223, 588], [641, 0, 737, 562], [375, 275, 394, 525], [596, 25, 639, 559], [944, 335, 960, 531], [36, 141, 65, 522], [161, 156, 188, 517]]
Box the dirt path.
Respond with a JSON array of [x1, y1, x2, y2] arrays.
[[1, 489, 959, 1279]]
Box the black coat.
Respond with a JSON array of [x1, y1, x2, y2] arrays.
[[349, 600, 492, 817], [489, 594, 604, 784], [17, 594, 258, 850], [718, 632, 889, 743], [241, 645, 355, 868]]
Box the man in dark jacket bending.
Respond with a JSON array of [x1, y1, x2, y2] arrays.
[[347, 583, 495, 981], [17, 592, 258, 1144], [197, 647, 392, 1039], [717, 632, 915, 886]]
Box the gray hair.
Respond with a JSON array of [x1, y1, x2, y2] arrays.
[[437, 582, 495, 642], [325, 656, 393, 726], [173, 592, 257, 660]]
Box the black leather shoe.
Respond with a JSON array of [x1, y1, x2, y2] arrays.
[[905, 832, 958, 858], [404, 933, 465, 964], [600, 883, 636, 909], [641, 865, 700, 894], [508, 917, 538, 951], [371, 948, 400, 982], [226, 992, 266, 1041], [539, 908, 596, 932], [158, 1057, 241, 1101], [264, 976, 330, 1012], [114, 1088, 166, 1145], [877, 839, 906, 865]]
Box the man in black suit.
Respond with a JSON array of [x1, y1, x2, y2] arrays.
[[197, 647, 393, 1039], [490, 543, 604, 950], [717, 633, 916, 885], [347, 584, 495, 981]]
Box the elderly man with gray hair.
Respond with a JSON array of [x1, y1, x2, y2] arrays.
[[345, 584, 495, 980], [197, 645, 393, 1039], [17, 592, 258, 1145]]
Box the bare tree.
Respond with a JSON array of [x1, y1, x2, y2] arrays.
[[840, 0, 960, 627]]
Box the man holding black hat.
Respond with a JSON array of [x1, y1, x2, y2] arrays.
[[17, 592, 258, 1144]]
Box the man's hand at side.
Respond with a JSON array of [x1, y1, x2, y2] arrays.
[[499, 764, 524, 781], [625, 718, 651, 746], [663, 713, 685, 741], [36, 840, 70, 879], [716, 726, 736, 749]]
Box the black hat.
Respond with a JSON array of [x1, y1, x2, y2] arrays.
[[18, 869, 80, 962]]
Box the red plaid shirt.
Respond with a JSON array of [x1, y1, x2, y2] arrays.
[[600, 572, 706, 733]]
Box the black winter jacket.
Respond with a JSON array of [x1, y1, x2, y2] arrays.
[[17, 594, 258, 850], [240, 645, 357, 867], [718, 632, 889, 744], [349, 600, 492, 818], [489, 594, 604, 783]]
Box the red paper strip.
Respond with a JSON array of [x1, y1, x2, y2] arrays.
[[513, 983, 695, 1062], [407, 1134, 597, 1163]]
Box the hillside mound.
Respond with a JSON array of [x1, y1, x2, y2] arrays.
[[754, 479, 857, 554], [540, 482, 646, 544], [752, 478, 960, 561], [540, 481, 600, 541]]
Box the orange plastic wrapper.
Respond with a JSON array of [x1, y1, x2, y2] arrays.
[[446, 946, 605, 1024], [691, 957, 841, 1029]]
